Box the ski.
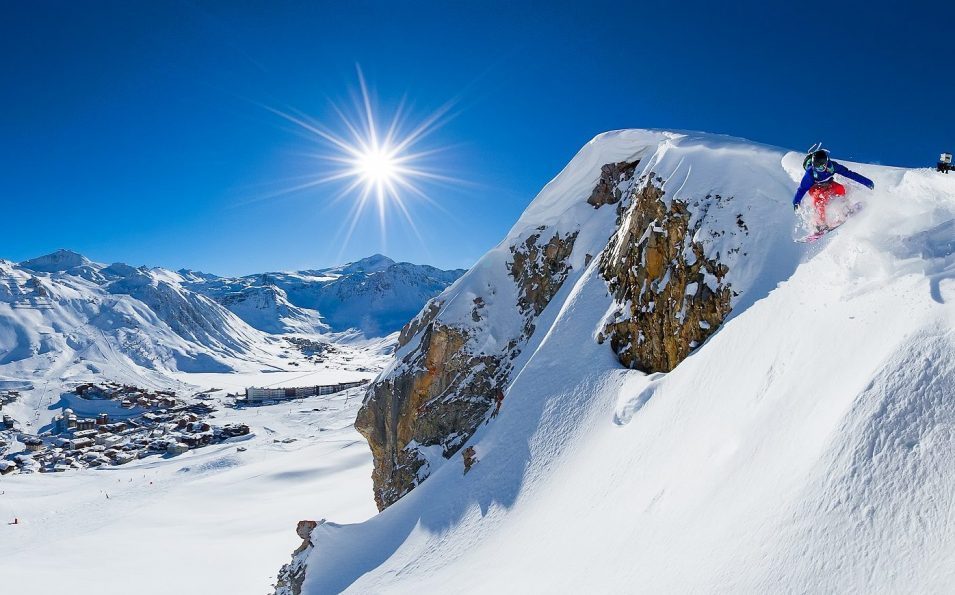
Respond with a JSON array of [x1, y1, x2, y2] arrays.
[[794, 202, 863, 243]]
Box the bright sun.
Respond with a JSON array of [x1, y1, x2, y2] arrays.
[[354, 145, 400, 186], [261, 66, 458, 256]]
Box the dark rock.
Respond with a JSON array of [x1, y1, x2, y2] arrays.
[[273, 519, 324, 595], [356, 322, 505, 510], [587, 161, 640, 208], [462, 446, 477, 474], [599, 179, 733, 372]]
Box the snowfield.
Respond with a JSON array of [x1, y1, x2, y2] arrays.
[[293, 130, 955, 593], [0, 370, 379, 595]]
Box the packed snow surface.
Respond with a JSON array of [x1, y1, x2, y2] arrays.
[[295, 130, 955, 593]]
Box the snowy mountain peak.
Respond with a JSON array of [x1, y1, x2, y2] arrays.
[[176, 268, 220, 283], [338, 254, 396, 274], [20, 248, 94, 272]]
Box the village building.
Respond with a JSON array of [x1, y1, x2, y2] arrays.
[[54, 409, 79, 433], [72, 429, 98, 440], [243, 380, 368, 403], [68, 437, 94, 450], [110, 452, 136, 465], [102, 422, 128, 433], [22, 437, 44, 452], [167, 442, 189, 455]]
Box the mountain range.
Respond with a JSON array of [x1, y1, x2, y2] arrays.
[[179, 254, 465, 337], [0, 251, 464, 383]]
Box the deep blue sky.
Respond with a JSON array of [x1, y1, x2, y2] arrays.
[[3, 1, 952, 275]]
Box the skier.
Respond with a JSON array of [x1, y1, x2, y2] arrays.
[[793, 148, 875, 230]]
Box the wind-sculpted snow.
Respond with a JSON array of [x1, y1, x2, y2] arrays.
[[290, 130, 955, 593]]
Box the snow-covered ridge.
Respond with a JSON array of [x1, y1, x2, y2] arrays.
[[0, 252, 463, 388], [290, 129, 955, 593], [1, 252, 270, 381]]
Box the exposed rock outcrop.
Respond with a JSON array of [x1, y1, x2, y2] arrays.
[[355, 151, 746, 511], [587, 160, 640, 208], [356, 231, 579, 510], [356, 321, 506, 510], [273, 520, 322, 595], [509, 231, 578, 318], [599, 177, 734, 372]]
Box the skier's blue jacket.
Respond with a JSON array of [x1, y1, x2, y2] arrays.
[[793, 161, 874, 207]]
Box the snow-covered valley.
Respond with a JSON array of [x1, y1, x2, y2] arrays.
[[0, 252, 461, 593], [0, 374, 378, 594]]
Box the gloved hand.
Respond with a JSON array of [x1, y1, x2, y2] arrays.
[[865, 180, 875, 190], [793, 203, 800, 212]]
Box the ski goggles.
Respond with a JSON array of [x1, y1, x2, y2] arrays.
[[813, 162, 829, 172]]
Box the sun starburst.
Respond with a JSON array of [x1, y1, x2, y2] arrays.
[[257, 67, 460, 257]]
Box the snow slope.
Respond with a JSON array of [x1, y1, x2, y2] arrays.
[[295, 130, 955, 593]]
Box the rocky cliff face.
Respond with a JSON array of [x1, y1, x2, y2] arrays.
[[356, 230, 579, 511], [356, 320, 504, 510], [272, 131, 815, 592], [598, 175, 736, 372]]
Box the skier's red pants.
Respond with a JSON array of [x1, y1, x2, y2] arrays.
[[809, 181, 846, 224]]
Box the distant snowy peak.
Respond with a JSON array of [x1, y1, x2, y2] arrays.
[[175, 268, 220, 283], [335, 254, 396, 275], [0, 254, 270, 376], [7, 249, 463, 340], [20, 249, 94, 273], [217, 284, 329, 335]]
